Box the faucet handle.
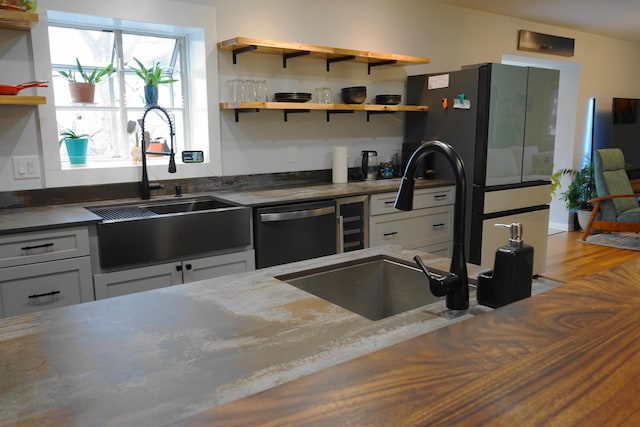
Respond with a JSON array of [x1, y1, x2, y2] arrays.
[[413, 255, 462, 297]]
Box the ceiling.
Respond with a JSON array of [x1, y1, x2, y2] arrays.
[[433, 0, 640, 43]]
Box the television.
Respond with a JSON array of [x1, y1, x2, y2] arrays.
[[608, 97, 640, 179]]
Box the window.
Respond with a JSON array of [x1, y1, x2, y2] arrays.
[[49, 18, 187, 167]]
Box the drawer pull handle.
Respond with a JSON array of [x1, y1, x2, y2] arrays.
[[28, 290, 61, 299], [383, 231, 398, 236], [432, 223, 446, 229], [384, 201, 395, 205], [433, 194, 447, 200], [21, 242, 54, 251]]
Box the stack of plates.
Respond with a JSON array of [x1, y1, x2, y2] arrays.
[[274, 92, 312, 103]]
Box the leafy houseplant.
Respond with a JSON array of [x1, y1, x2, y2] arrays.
[[57, 58, 116, 103], [129, 57, 178, 106], [58, 114, 100, 165], [551, 160, 597, 230]]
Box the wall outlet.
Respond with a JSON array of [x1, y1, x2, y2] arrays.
[[287, 146, 298, 163], [12, 156, 41, 179]]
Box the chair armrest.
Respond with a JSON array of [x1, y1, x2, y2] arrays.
[[587, 193, 640, 203]]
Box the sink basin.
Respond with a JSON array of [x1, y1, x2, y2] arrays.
[[276, 255, 443, 321], [87, 196, 251, 269], [143, 198, 236, 215]]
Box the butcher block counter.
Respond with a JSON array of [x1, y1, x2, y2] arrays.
[[3, 240, 635, 426], [178, 259, 640, 426]]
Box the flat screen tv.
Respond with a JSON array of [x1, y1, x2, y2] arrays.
[[609, 97, 640, 179]]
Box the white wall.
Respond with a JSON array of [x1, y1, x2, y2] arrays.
[[3, 0, 640, 192]]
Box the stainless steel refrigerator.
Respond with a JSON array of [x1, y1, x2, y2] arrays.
[[404, 63, 559, 275]]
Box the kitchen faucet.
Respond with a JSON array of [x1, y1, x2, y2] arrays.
[[394, 140, 469, 310], [139, 105, 177, 200]]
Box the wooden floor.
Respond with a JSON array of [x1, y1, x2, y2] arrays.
[[542, 231, 639, 283]]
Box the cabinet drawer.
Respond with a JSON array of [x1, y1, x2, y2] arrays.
[[0, 227, 90, 268], [370, 186, 454, 216], [0, 257, 93, 318], [370, 205, 453, 249]]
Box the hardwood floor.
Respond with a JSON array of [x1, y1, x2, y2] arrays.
[[542, 231, 639, 283]]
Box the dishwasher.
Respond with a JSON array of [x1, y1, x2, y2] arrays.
[[254, 199, 337, 269]]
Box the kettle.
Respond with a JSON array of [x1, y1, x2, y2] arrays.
[[361, 150, 378, 181]]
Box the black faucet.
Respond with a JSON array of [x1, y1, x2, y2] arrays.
[[139, 105, 177, 200], [394, 140, 469, 310]]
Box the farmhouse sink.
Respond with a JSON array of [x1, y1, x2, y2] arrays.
[[276, 255, 444, 321], [87, 196, 251, 269]]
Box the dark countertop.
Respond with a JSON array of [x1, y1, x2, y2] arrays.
[[0, 245, 561, 426], [182, 259, 640, 427], [0, 178, 452, 234]]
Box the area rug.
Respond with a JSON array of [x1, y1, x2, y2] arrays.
[[582, 232, 640, 251]]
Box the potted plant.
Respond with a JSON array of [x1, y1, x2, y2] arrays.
[[57, 58, 116, 103], [58, 114, 100, 165], [551, 160, 597, 230], [129, 57, 178, 106]]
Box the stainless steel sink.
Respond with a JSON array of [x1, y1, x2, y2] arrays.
[[276, 255, 443, 321], [87, 196, 251, 269]]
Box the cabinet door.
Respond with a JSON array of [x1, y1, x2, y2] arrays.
[[370, 205, 453, 250], [181, 250, 255, 284], [0, 256, 93, 318], [93, 262, 182, 300]]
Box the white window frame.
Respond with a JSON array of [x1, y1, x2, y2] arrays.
[[32, 2, 221, 188]]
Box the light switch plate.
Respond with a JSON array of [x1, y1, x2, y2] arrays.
[[12, 156, 41, 179]]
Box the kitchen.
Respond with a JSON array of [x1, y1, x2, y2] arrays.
[[2, 0, 640, 425]]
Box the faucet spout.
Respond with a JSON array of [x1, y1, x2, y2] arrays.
[[394, 140, 469, 310], [139, 105, 177, 200]]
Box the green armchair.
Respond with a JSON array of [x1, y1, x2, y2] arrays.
[[581, 148, 640, 240]]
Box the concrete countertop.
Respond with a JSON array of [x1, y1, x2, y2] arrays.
[[0, 245, 560, 426], [0, 178, 452, 234]]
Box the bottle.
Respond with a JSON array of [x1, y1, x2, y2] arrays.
[[477, 223, 534, 308]]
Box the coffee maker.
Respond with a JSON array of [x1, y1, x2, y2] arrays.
[[361, 150, 378, 181]]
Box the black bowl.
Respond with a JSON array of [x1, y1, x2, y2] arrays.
[[375, 94, 401, 105], [341, 87, 367, 104]]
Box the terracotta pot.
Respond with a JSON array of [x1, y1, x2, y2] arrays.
[[146, 142, 166, 157], [69, 82, 95, 103]]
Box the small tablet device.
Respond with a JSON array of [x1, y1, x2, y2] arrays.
[[182, 150, 204, 163]]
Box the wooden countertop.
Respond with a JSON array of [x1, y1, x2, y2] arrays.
[[0, 245, 559, 426], [174, 259, 640, 426]]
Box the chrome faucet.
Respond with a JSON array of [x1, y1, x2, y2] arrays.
[[394, 140, 469, 310], [139, 105, 177, 200]]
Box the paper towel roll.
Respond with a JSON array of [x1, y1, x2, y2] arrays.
[[332, 146, 348, 183]]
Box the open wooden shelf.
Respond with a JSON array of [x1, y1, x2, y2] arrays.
[[0, 95, 45, 106], [218, 37, 429, 72], [220, 101, 429, 122], [0, 9, 38, 31], [220, 102, 429, 112]]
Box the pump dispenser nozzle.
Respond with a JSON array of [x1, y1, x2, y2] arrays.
[[495, 223, 523, 248]]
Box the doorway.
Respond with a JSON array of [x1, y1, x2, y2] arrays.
[[502, 54, 581, 231]]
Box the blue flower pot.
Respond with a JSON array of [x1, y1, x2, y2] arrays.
[[64, 137, 89, 165], [144, 85, 158, 106]]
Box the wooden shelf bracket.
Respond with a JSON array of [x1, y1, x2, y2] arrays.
[[368, 60, 397, 75], [283, 51, 310, 68], [232, 45, 257, 64], [326, 55, 356, 72]]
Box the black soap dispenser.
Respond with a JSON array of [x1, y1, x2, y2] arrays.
[[477, 223, 533, 308]]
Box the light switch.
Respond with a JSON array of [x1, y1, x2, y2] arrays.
[[12, 156, 41, 179]]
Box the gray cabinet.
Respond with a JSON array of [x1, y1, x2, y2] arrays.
[[0, 227, 94, 317], [369, 186, 454, 256], [93, 250, 255, 299]]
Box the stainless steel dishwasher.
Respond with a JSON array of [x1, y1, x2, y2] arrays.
[[254, 200, 337, 268]]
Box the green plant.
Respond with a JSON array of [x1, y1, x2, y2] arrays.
[[57, 58, 116, 84], [58, 114, 101, 143], [129, 57, 178, 86], [551, 160, 597, 210]]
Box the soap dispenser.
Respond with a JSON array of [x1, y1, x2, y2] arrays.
[[477, 223, 533, 308]]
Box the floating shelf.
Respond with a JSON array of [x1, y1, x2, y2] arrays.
[[0, 9, 38, 31], [220, 102, 429, 122], [218, 37, 430, 73], [0, 95, 45, 106]]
